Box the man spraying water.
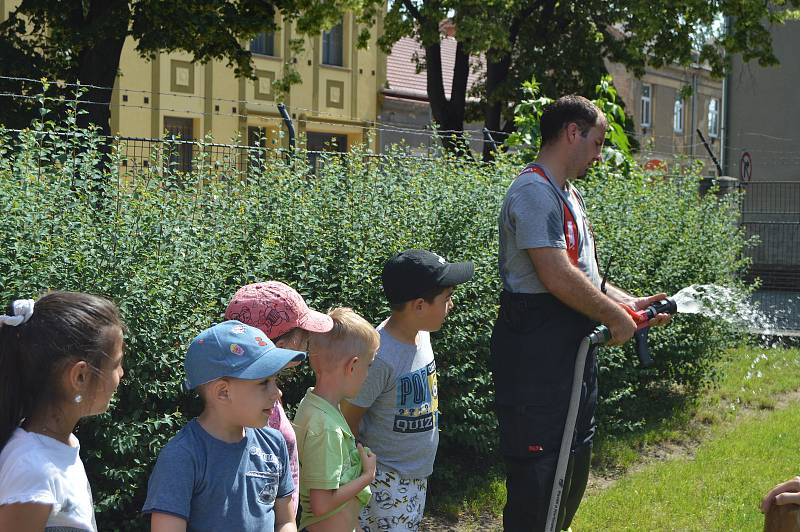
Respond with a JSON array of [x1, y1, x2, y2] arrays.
[[490, 95, 672, 532]]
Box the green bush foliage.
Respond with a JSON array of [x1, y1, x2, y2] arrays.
[[0, 112, 749, 528]]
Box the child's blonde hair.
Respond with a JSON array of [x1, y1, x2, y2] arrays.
[[310, 307, 379, 370]]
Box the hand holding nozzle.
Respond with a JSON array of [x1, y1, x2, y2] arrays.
[[590, 296, 678, 364], [603, 308, 637, 346]]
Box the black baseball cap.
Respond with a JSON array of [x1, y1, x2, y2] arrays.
[[382, 249, 474, 304]]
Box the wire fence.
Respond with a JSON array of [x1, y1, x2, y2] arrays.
[[740, 181, 800, 292], [1, 71, 798, 294]]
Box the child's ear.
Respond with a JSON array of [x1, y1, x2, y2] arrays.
[[211, 379, 231, 402], [67, 360, 92, 395], [413, 298, 427, 311], [346, 356, 359, 374]]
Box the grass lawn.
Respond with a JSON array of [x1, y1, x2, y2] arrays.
[[591, 344, 800, 474], [574, 400, 800, 530], [574, 344, 800, 530], [428, 344, 800, 528]]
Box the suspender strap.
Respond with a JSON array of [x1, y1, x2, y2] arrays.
[[518, 165, 581, 267]]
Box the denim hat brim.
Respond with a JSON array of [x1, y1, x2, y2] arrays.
[[235, 346, 307, 381]]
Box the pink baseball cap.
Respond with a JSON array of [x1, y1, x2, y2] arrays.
[[224, 281, 333, 339]]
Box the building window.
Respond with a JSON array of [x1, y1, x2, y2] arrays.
[[322, 21, 344, 66], [163, 116, 194, 172], [307, 131, 347, 172], [708, 98, 720, 138], [640, 84, 652, 128], [673, 96, 684, 134], [251, 31, 275, 56]]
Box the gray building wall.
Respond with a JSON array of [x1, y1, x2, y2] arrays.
[[377, 95, 485, 156], [725, 20, 800, 182], [726, 21, 800, 288]]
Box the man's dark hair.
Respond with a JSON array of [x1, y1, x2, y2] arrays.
[[540, 95, 605, 147]]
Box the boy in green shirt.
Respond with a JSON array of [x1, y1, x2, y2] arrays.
[[293, 308, 379, 531]]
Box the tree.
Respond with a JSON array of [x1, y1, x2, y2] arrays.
[[379, 0, 800, 159], [0, 0, 380, 136]]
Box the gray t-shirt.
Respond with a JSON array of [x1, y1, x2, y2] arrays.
[[498, 163, 600, 293], [142, 418, 294, 532], [348, 324, 438, 479]]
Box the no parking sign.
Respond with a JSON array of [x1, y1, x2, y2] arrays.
[[740, 152, 753, 182]]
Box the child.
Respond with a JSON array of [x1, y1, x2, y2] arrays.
[[0, 291, 126, 532], [225, 280, 334, 519], [143, 320, 305, 532], [762, 476, 800, 532], [341, 249, 474, 531], [293, 307, 380, 531]]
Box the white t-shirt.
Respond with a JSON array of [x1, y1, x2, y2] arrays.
[[0, 428, 97, 531]]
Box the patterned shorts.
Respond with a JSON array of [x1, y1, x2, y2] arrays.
[[359, 465, 428, 531]]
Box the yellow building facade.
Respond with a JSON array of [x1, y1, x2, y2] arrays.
[[0, 2, 386, 154]]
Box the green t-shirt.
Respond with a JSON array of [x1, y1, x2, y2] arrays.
[[293, 388, 371, 530]]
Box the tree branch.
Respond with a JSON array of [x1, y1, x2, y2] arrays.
[[400, 0, 423, 23]]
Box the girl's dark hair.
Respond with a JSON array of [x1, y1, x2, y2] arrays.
[[0, 291, 124, 449]]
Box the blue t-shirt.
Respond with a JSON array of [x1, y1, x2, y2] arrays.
[[142, 418, 294, 532]]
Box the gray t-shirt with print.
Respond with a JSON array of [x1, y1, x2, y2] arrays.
[[498, 163, 601, 293], [348, 324, 438, 479]]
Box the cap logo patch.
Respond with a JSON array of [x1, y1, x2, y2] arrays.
[[230, 343, 245, 356], [436, 255, 446, 264], [231, 325, 246, 334], [254, 336, 268, 347]]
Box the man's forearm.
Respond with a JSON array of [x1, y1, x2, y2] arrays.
[[603, 282, 634, 305], [527, 248, 630, 326], [545, 263, 627, 324], [526, 247, 638, 345]]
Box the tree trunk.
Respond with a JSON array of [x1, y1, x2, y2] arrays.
[[482, 50, 512, 161], [425, 40, 472, 155], [69, 0, 129, 196], [74, 0, 130, 138], [481, 0, 551, 161]]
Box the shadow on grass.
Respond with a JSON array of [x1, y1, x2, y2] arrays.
[[592, 382, 702, 473], [426, 385, 702, 519], [427, 448, 506, 521]]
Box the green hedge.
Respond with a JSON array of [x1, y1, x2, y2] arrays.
[[0, 119, 749, 529]]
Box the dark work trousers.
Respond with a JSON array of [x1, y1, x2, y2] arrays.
[[490, 291, 598, 532]]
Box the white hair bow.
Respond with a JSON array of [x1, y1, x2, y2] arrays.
[[0, 299, 36, 327]]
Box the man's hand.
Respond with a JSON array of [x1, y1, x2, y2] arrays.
[[761, 476, 800, 513], [631, 293, 673, 328], [605, 307, 637, 346]]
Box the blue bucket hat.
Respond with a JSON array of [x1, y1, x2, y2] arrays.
[[184, 320, 306, 390]]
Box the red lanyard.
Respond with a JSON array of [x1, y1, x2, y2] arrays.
[[517, 165, 580, 267]]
